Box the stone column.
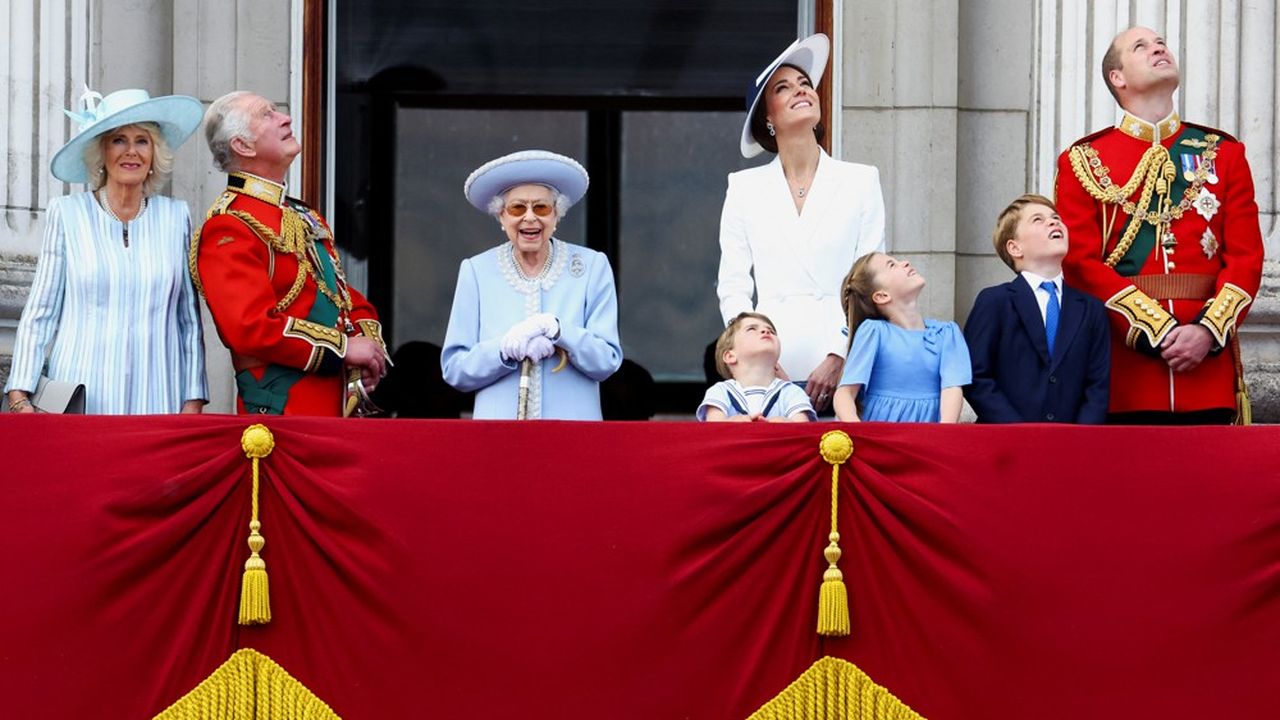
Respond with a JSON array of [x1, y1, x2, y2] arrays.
[[0, 0, 92, 388], [840, 0, 960, 320]]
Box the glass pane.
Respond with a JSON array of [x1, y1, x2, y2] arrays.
[[336, 0, 797, 99], [392, 108, 588, 346], [618, 111, 763, 382]]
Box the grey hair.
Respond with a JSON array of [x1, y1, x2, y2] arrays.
[[486, 184, 571, 221], [204, 91, 255, 172], [82, 122, 173, 195]]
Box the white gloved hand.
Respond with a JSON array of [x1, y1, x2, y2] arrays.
[[526, 313, 560, 340], [525, 335, 556, 361], [501, 323, 533, 362]]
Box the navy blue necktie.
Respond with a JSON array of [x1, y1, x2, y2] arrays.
[[1041, 280, 1059, 356]]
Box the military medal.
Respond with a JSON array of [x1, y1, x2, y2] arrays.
[[1180, 155, 1197, 183], [1201, 228, 1219, 259], [1161, 232, 1177, 253], [1193, 187, 1221, 221]]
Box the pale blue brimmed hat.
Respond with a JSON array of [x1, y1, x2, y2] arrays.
[[740, 33, 830, 159], [50, 86, 204, 183], [463, 150, 589, 212]]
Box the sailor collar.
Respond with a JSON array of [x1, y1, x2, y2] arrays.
[[227, 171, 287, 206], [1117, 110, 1181, 144]]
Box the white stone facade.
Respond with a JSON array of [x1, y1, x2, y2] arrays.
[[2, 0, 1277, 418]]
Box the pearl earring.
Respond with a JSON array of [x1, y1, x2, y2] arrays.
[[766, 122, 775, 137]]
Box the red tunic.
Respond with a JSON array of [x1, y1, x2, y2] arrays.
[[1055, 113, 1263, 415], [194, 173, 382, 416]]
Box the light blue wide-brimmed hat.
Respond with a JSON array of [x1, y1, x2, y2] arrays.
[[740, 33, 830, 159], [463, 150, 590, 212], [50, 86, 204, 183]]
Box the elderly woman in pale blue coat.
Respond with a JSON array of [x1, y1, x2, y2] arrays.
[[442, 150, 622, 419]]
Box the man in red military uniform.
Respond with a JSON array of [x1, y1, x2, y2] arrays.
[[193, 91, 387, 415], [1055, 26, 1264, 424]]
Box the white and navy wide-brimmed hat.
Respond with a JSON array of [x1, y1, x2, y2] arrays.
[[50, 87, 204, 183], [740, 33, 830, 158], [463, 150, 590, 212]]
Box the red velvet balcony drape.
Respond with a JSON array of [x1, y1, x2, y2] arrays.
[[1, 416, 1278, 718]]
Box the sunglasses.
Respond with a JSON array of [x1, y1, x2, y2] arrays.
[[504, 201, 555, 217]]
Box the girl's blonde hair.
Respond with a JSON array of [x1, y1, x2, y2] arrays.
[[840, 252, 884, 353], [81, 122, 173, 194]]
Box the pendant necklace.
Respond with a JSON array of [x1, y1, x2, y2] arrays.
[[98, 188, 146, 248]]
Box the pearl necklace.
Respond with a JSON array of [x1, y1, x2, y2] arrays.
[[98, 188, 147, 248]]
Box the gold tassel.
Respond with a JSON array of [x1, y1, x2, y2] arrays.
[[1230, 334, 1252, 426], [1237, 381, 1253, 426], [817, 430, 854, 637], [239, 424, 275, 625]]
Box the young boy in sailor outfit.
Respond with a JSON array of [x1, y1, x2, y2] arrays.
[[697, 312, 816, 422]]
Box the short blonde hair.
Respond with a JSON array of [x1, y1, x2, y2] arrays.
[[992, 194, 1056, 271], [714, 311, 777, 380], [82, 122, 173, 195]]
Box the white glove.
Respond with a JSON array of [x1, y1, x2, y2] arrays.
[[525, 335, 556, 361], [501, 324, 533, 362], [526, 313, 560, 340], [500, 314, 560, 362]]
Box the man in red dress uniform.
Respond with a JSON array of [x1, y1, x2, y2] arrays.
[[1055, 27, 1264, 424], [193, 91, 387, 415]]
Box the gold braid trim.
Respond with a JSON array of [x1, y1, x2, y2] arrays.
[[227, 209, 353, 315], [356, 319, 387, 353], [1067, 135, 1220, 268], [152, 648, 340, 720], [1105, 285, 1176, 348], [1200, 282, 1252, 347], [747, 656, 924, 720], [188, 192, 237, 297]]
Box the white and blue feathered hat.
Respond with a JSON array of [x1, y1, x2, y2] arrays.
[[740, 33, 830, 158], [463, 150, 590, 212], [50, 86, 204, 183]]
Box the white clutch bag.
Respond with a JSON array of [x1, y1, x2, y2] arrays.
[[2, 376, 86, 413]]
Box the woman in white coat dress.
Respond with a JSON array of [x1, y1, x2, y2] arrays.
[[717, 33, 885, 413]]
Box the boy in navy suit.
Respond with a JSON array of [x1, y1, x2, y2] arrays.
[[964, 194, 1110, 423]]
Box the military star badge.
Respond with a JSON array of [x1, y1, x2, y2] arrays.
[[1193, 187, 1221, 221], [1201, 228, 1219, 259]]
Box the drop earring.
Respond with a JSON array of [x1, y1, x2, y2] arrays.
[[766, 121, 775, 137]]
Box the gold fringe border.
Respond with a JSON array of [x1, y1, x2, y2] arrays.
[[153, 648, 340, 720], [747, 656, 925, 720]]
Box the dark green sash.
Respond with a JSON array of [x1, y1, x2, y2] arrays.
[[237, 233, 342, 415], [1113, 125, 1209, 276]]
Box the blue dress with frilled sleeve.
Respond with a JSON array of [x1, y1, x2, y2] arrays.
[[838, 318, 971, 422]]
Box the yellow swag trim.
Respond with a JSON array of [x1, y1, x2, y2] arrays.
[[153, 648, 340, 720], [748, 656, 925, 720]]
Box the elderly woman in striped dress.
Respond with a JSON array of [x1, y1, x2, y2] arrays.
[[4, 88, 208, 414]]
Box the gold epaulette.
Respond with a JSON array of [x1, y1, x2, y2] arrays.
[[188, 192, 239, 296], [283, 317, 348, 371], [1199, 283, 1252, 347], [1106, 285, 1176, 349]]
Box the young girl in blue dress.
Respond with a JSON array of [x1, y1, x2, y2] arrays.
[[833, 252, 972, 422]]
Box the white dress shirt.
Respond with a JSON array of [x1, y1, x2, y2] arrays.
[[1020, 270, 1063, 324]]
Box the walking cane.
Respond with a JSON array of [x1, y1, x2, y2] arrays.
[[516, 358, 533, 419]]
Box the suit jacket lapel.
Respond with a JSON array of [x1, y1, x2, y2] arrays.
[[789, 151, 840, 289], [1010, 278, 1051, 365]]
